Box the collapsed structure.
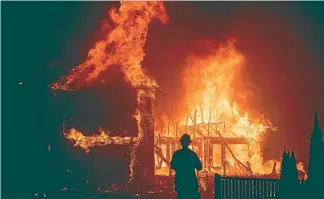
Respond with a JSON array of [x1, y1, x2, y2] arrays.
[[154, 111, 275, 177]]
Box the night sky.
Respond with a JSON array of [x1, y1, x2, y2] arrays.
[[2, 1, 324, 198]]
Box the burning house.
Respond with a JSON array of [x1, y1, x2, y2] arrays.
[[50, 1, 284, 190]]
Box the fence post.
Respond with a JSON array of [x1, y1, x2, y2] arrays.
[[214, 173, 221, 199]]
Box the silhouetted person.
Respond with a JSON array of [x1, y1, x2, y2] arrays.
[[171, 134, 202, 199]]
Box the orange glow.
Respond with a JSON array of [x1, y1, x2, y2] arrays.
[[155, 41, 281, 176], [297, 162, 308, 180]]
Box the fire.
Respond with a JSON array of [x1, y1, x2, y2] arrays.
[[155, 40, 280, 176], [297, 162, 308, 180], [51, 0, 169, 182], [64, 127, 139, 153], [50, 0, 306, 184], [50, 1, 168, 91], [180, 40, 273, 137]]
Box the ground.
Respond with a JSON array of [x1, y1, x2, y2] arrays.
[[29, 192, 176, 199]]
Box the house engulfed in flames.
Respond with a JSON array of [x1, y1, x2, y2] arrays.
[[50, 1, 291, 185], [59, 40, 280, 180]]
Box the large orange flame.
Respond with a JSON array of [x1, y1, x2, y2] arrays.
[[155, 40, 280, 176], [51, 1, 168, 91], [155, 40, 306, 178], [51, 1, 169, 182]]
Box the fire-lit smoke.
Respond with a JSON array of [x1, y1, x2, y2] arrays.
[[50, 0, 169, 182]]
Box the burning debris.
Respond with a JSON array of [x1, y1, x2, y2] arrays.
[[64, 127, 139, 154]]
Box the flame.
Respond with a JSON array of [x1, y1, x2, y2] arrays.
[[50, 1, 168, 91], [64, 128, 139, 153], [50, 0, 305, 182], [297, 162, 308, 180], [156, 40, 279, 176], [51, 0, 169, 182]]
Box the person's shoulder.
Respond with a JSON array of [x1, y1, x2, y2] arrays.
[[173, 149, 181, 155], [187, 148, 194, 153], [189, 149, 199, 156]]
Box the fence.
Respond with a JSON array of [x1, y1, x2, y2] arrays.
[[214, 174, 280, 199]]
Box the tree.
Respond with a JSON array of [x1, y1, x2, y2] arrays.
[[279, 147, 301, 199], [279, 146, 290, 198], [290, 150, 300, 198], [307, 111, 324, 196]]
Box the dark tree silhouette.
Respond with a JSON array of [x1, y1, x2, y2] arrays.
[[307, 111, 324, 197], [279, 147, 289, 198], [279, 147, 301, 199], [290, 150, 300, 198]]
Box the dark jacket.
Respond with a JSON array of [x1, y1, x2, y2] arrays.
[[171, 148, 202, 192]]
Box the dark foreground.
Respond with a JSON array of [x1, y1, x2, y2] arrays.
[[26, 192, 177, 199]]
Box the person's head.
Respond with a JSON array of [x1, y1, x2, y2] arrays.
[[180, 133, 191, 149]]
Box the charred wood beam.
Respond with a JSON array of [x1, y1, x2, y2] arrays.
[[246, 161, 253, 175], [195, 128, 207, 137], [167, 108, 177, 137], [184, 105, 196, 136], [154, 145, 170, 167], [193, 109, 197, 138]]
